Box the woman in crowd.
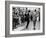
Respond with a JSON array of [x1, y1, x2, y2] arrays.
[[33, 9, 37, 30]]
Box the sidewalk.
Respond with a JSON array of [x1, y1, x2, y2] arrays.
[[14, 21, 40, 31], [14, 22, 27, 31]]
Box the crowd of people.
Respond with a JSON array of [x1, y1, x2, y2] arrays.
[[12, 7, 40, 30]]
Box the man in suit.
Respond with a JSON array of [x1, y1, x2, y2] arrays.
[[25, 8, 30, 29]]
